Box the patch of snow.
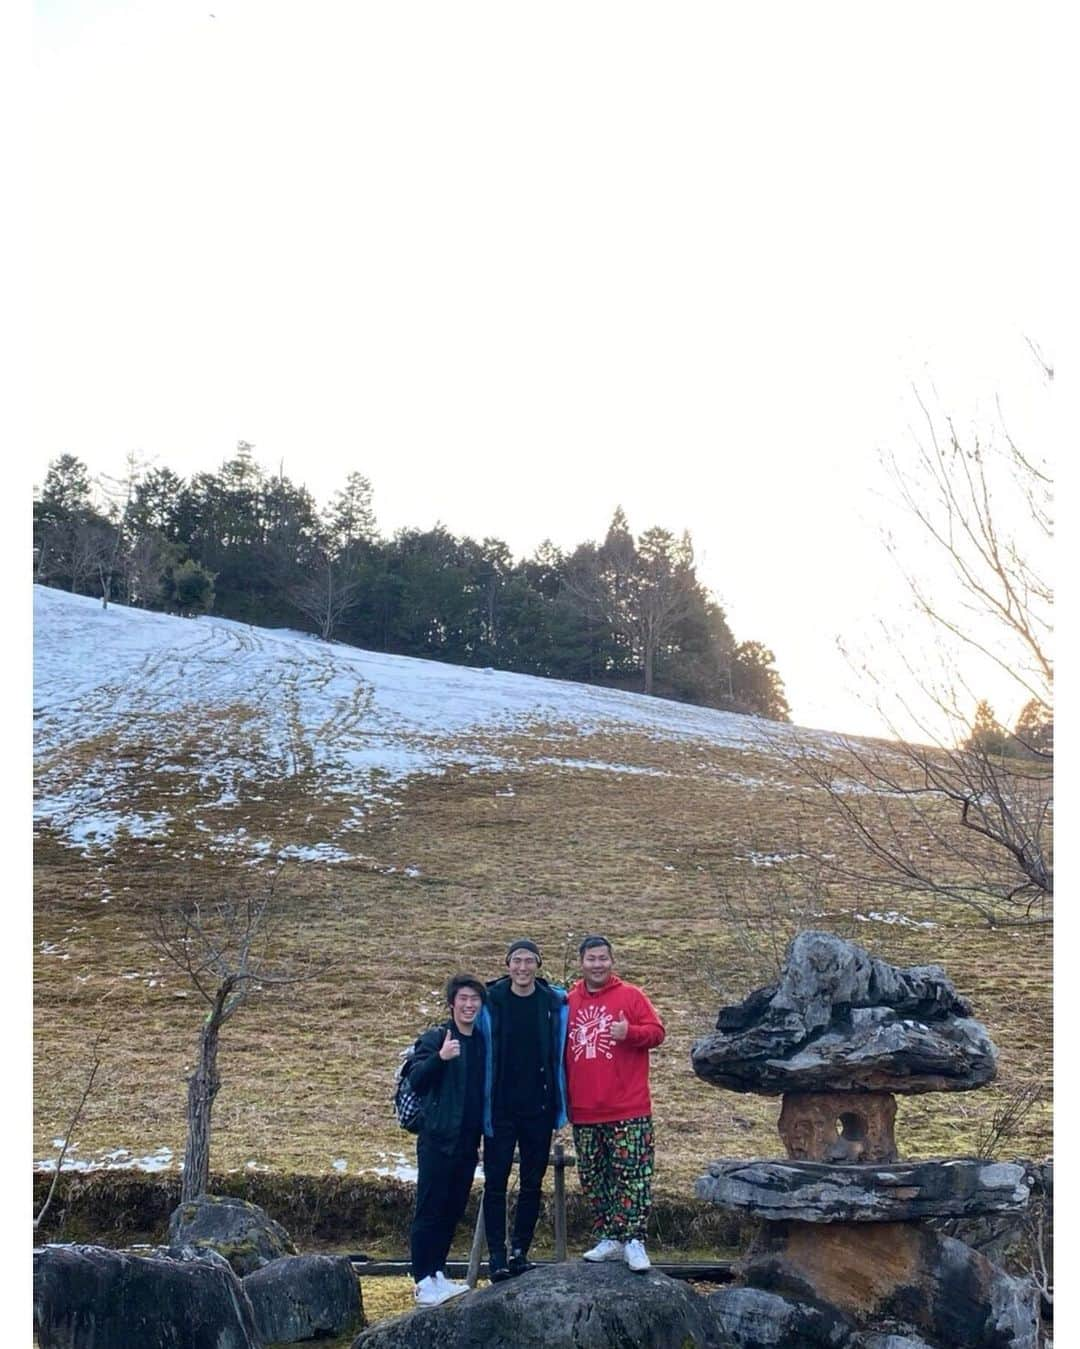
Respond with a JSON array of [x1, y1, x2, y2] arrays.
[[33, 586, 846, 860], [276, 842, 352, 863], [367, 1162, 419, 1182], [741, 851, 809, 868], [854, 911, 935, 929], [531, 757, 670, 777], [34, 1145, 175, 1174], [332, 1158, 348, 1173]]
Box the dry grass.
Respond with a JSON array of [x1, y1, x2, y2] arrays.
[[34, 722, 1052, 1213]]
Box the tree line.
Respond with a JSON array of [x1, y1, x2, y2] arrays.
[[32, 444, 791, 720]]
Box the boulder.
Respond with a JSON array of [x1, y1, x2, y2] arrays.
[[351, 1261, 720, 1348], [167, 1193, 296, 1276], [244, 1253, 363, 1342], [691, 932, 996, 1095], [739, 1220, 1040, 1348], [705, 1286, 857, 1346], [857, 1337, 935, 1349], [695, 1159, 1030, 1223], [33, 1243, 259, 1349]]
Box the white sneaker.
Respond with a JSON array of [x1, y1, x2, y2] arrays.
[[582, 1238, 624, 1262], [434, 1271, 470, 1300], [624, 1239, 651, 1272], [414, 1275, 448, 1306]]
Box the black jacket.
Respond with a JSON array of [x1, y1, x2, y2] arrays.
[[481, 976, 569, 1128], [408, 1020, 491, 1154]]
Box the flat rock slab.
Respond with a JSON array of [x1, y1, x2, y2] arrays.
[[244, 1254, 363, 1342], [695, 1159, 1030, 1222], [691, 932, 996, 1095], [351, 1262, 720, 1349], [740, 1221, 1039, 1349], [33, 1243, 260, 1349]]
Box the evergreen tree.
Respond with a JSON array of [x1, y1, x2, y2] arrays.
[[167, 559, 216, 616], [1013, 698, 1053, 758], [730, 641, 791, 721], [965, 699, 1012, 757], [325, 471, 377, 553]]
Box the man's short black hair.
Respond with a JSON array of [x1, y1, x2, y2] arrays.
[[578, 934, 613, 957], [445, 973, 487, 1007]]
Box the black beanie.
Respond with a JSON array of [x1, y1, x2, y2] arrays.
[[506, 938, 542, 966]]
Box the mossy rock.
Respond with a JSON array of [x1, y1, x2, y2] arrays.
[[167, 1194, 296, 1277]]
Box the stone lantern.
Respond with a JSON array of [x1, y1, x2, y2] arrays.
[[690, 932, 1041, 1349]]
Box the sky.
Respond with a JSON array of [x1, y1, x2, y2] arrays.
[[28, 0, 1060, 739]]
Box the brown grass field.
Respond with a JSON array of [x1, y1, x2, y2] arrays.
[[34, 713, 1052, 1215]]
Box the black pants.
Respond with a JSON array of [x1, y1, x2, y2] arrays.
[[482, 1113, 554, 1261], [410, 1133, 481, 1282]]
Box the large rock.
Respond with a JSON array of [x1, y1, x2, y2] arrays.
[[244, 1253, 363, 1342], [691, 932, 997, 1095], [351, 1261, 720, 1348], [739, 1220, 1040, 1348], [858, 1337, 934, 1348], [705, 1286, 857, 1346], [33, 1243, 259, 1349], [696, 1159, 1030, 1223], [167, 1193, 296, 1276]]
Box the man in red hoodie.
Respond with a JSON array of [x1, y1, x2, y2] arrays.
[[565, 934, 665, 1272]]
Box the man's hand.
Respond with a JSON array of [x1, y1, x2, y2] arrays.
[[438, 1030, 460, 1060], [610, 1014, 629, 1042]]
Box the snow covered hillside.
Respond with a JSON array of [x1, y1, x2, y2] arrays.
[[33, 585, 823, 861]]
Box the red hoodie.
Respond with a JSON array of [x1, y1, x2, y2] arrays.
[[565, 974, 665, 1124]]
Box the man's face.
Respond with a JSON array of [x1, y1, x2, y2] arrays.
[[508, 950, 539, 992], [580, 944, 614, 989], [452, 986, 483, 1026]]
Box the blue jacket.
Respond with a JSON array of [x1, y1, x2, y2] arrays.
[[475, 976, 569, 1136]]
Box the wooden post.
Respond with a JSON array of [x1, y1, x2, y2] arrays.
[[466, 1189, 485, 1288], [552, 1142, 567, 1262]]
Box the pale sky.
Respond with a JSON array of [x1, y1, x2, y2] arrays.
[[30, 0, 1058, 738]]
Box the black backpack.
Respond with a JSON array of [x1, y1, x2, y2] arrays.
[[393, 1038, 424, 1133]]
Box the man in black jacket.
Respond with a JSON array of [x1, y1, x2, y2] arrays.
[[478, 939, 569, 1281], [407, 973, 490, 1306]]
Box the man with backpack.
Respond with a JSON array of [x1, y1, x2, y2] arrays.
[[404, 973, 491, 1306], [476, 938, 569, 1282]]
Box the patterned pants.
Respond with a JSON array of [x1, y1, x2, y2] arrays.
[[572, 1116, 655, 1241]]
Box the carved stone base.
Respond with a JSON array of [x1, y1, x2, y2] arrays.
[[779, 1091, 898, 1163]]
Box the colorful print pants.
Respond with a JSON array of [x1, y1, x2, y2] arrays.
[[572, 1116, 655, 1241]]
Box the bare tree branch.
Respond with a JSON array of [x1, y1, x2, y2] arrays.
[[34, 1030, 106, 1231]]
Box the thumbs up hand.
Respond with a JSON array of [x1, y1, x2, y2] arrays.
[[610, 1014, 629, 1042], [438, 1029, 461, 1060]]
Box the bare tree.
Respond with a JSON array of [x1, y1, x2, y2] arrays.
[[288, 547, 366, 641], [148, 868, 329, 1201], [121, 530, 176, 608], [70, 519, 115, 597], [780, 358, 1052, 927], [93, 451, 151, 609]]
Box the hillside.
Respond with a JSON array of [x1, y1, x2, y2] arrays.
[[33, 586, 1051, 1201]]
